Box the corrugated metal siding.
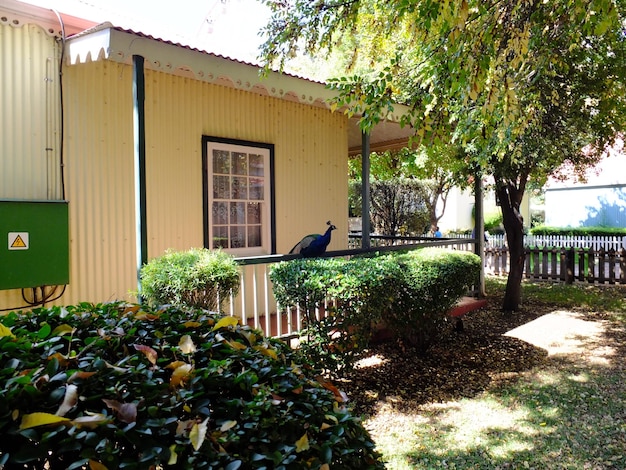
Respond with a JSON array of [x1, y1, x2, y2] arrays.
[[0, 23, 62, 200], [1, 57, 349, 310], [144, 69, 349, 258], [62, 60, 136, 305]]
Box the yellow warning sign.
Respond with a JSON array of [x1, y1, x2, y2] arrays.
[[11, 235, 26, 248], [8, 232, 29, 250]]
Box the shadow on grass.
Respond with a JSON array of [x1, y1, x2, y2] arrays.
[[397, 360, 626, 469], [344, 281, 626, 469]]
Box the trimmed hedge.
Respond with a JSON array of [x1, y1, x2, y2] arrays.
[[269, 248, 481, 373], [530, 226, 626, 237], [0, 303, 383, 469], [388, 248, 481, 349], [140, 248, 240, 310]]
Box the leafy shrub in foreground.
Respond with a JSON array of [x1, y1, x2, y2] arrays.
[[140, 248, 240, 310], [0, 303, 383, 470]]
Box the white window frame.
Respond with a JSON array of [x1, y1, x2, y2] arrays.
[[203, 137, 275, 256]]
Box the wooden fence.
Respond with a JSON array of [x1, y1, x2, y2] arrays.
[[486, 246, 626, 285]]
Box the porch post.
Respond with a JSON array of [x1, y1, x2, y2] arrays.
[[133, 55, 148, 300], [361, 131, 371, 249], [474, 173, 485, 297]]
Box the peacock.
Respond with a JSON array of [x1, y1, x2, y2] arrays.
[[289, 221, 337, 258]]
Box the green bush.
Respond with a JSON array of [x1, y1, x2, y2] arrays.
[[483, 211, 503, 233], [140, 248, 240, 311], [269, 249, 481, 372], [270, 257, 399, 376], [388, 248, 481, 351], [0, 303, 383, 469], [530, 226, 626, 237]]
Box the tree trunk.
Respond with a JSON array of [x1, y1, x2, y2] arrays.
[[503, 221, 525, 311], [496, 184, 525, 311]]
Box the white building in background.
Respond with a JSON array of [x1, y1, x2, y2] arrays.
[[437, 186, 531, 235], [544, 144, 626, 228]]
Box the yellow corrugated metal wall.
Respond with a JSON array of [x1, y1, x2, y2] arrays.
[[145, 70, 349, 257], [63, 60, 137, 304], [0, 59, 348, 310], [0, 22, 64, 311], [0, 23, 62, 200]]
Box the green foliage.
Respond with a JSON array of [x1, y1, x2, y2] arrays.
[[259, 0, 626, 311], [270, 249, 481, 373], [388, 249, 481, 351], [348, 147, 464, 230], [348, 152, 433, 234], [140, 248, 240, 311], [270, 257, 396, 375], [0, 303, 383, 469], [530, 226, 626, 237], [369, 178, 430, 236], [484, 211, 504, 233]]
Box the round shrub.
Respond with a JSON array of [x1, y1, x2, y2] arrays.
[[270, 257, 399, 377], [390, 248, 481, 351], [0, 303, 383, 469], [140, 248, 240, 310]]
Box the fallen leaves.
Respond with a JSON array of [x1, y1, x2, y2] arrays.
[[102, 399, 137, 424], [178, 335, 197, 354], [340, 296, 550, 417], [190, 418, 209, 451], [56, 384, 78, 417], [0, 324, 15, 338], [19, 412, 70, 430]]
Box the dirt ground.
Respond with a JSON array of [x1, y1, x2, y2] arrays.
[[339, 290, 626, 418]]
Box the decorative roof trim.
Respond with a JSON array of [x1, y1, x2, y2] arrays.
[[66, 24, 339, 108]]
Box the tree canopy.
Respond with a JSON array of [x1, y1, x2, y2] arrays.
[[259, 0, 626, 310]]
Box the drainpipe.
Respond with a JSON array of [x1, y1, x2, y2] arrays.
[[361, 131, 371, 249], [133, 55, 148, 300], [474, 173, 485, 297]]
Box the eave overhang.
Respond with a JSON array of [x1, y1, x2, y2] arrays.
[[65, 24, 339, 109], [64, 23, 416, 153]]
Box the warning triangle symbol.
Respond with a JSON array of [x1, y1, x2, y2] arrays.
[[11, 235, 27, 248]]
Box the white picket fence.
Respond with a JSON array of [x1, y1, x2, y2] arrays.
[[485, 234, 626, 251]]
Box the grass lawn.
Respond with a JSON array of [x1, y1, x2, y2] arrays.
[[359, 277, 626, 469]]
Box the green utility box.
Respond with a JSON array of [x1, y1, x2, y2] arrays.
[[0, 200, 69, 290]]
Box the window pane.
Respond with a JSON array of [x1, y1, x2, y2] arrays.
[[232, 152, 248, 175], [213, 176, 230, 199], [230, 202, 246, 224], [213, 150, 230, 174], [231, 177, 248, 199], [207, 142, 270, 254], [230, 226, 245, 248], [212, 226, 228, 249], [248, 225, 261, 247], [247, 202, 261, 224], [249, 177, 264, 200], [249, 153, 264, 176], [212, 201, 228, 225]]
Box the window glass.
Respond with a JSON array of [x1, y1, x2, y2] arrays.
[[205, 141, 272, 255]]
